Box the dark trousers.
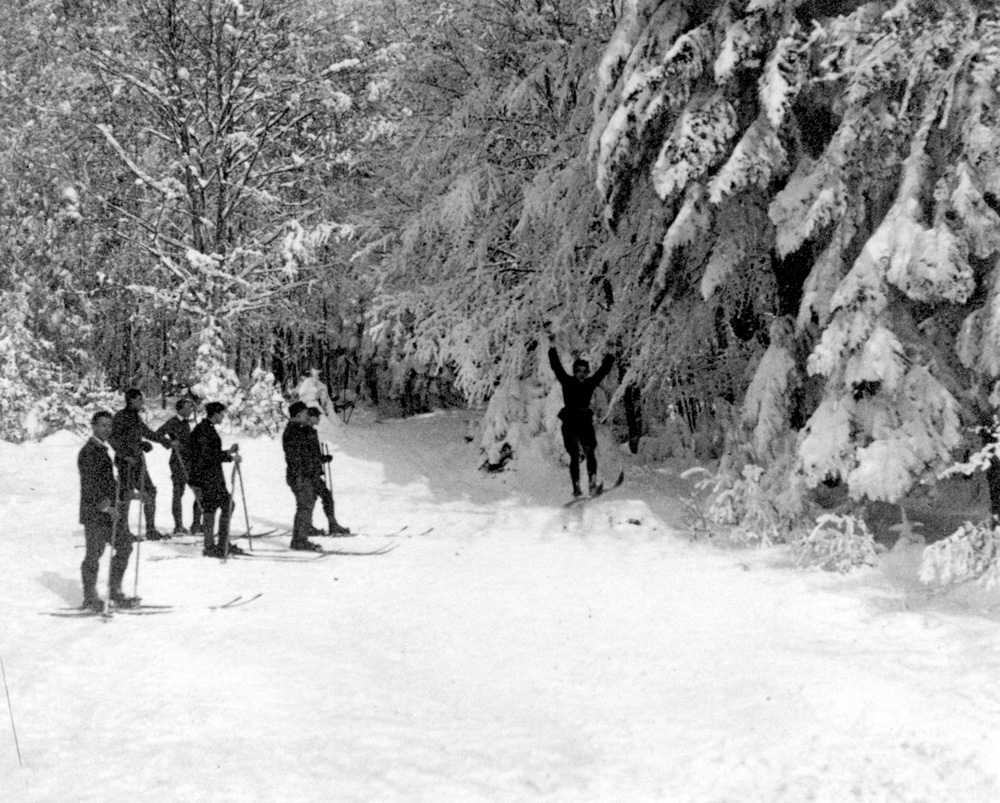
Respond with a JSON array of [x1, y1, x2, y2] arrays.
[[315, 477, 335, 524], [290, 476, 318, 544], [116, 457, 157, 533], [81, 518, 132, 600], [561, 419, 598, 491], [200, 488, 233, 551], [170, 469, 202, 532]]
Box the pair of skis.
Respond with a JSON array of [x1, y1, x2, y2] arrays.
[[563, 470, 625, 508], [43, 592, 263, 619]]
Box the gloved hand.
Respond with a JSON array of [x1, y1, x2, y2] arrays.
[[322, 454, 333, 464], [141, 442, 153, 453]]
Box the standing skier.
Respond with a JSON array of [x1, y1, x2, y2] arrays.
[[307, 406, 351, 536], [282, 401, 323, 551], [78, 411, 136, 610], [548, 346, 615, 497], [189, 402, 243, 558], [156, 397, 201, 536], [108, 389, 170, 539]]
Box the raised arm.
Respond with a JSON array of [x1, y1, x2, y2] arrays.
[[591, 354, 615, 387], [548, 347, 569, 383]]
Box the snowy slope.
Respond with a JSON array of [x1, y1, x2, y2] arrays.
[[1, 409, 1000, 802]]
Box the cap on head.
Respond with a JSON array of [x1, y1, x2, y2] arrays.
[[307, 406, 322, 420], [288, 400, 307, 418], [205, 401, 226, 417], [572, 358, 590, 374], [125, 388, 143, 404]]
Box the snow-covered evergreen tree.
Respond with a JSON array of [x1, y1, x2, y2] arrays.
[[236, 367, 287, 436], [191, 317, 243, 410], [0, 285, 54, 442]]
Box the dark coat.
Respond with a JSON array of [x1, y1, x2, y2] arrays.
[[283, 421, 322, 484], [548, 348, 614, 424], [108, 407, 166, 465], [189, 419, 232, 503], [156, 415, 193, 474], [78, 436, 118, 526]]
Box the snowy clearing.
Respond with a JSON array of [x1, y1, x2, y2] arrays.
[[2, 409, 1000, 802]]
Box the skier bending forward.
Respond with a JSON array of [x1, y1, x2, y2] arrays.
[[548, 346, 614, 498]]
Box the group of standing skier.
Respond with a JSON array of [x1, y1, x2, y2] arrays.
[[76, 389, 351, 612], [76, 345, 615, 612]]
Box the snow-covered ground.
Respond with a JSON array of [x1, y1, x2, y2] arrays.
[[2, 407, 1000, 802]]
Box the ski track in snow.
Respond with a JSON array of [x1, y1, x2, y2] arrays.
[[1, 409, 1000, 802]]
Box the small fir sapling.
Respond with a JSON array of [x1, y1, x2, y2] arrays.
[[796, 513, 878, 573], [921, 424, 1000, 588], [920, 521, 1000, 589]]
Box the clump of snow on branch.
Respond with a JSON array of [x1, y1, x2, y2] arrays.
[[652, 92, 737, 200]]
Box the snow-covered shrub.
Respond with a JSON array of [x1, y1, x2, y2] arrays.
[[479, 377, 548, 471], [796, 513, 878, 573], [682, 451, 806, 547], [920, 521, 1000, 588], [234, 367, 286, 436]]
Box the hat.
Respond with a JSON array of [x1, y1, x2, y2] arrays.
[[205, 402, 227, 417]]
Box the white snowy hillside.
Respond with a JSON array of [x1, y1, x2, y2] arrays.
[[2, 408, 1000, 802]]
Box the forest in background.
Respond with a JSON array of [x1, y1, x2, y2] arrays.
[[7, 0, 1000, 566]]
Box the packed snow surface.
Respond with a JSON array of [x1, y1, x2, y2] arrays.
[[2, 409, 1000, 802]]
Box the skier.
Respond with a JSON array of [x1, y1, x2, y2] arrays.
[[108, 389, 170, 539], [548, 345, 615, 497], [307, 406, 351, 536], [282, 401, 324, 551], [155, 396, 201, 536], [189, 402, 243, 558], [78, 410, 136, 611]]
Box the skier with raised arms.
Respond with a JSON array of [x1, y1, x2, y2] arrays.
[[548, 345, 615, 499]]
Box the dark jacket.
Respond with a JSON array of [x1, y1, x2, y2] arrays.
[[548, 348, 614, 423], [156, 415, 193, 475], [78, 436, 118, 526], [108, 407, 166, 465], [189, 418, 232, 502], [283, 421, 322, 484]]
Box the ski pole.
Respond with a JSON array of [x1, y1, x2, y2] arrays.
[[133, 459, 149, 598], [324, 443, 333, 492], [0, 651, 22, 767], [226, 461, 239, 561], [235, 460, 253, 552], [106, 489, 124, 615]]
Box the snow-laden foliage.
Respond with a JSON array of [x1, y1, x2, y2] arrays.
[[741, 318, 797, 462], [920, 521, 1000, 588], [796, 513, 878, 573], [652, 91, 737, 200]]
